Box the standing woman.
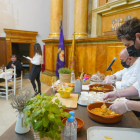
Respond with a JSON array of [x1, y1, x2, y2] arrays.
[[30, 43, 43, 95]]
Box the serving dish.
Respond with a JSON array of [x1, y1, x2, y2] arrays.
[[57, 87, 73, 98], [87, 102, 123, 124], [87, 126, 140, 140], [62, 117, 84, 132], [89, 84, 113, 92]]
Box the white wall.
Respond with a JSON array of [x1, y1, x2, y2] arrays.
[[0, 0, 75, 46], [0, 0, 51, 49]]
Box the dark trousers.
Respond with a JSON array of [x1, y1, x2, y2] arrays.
[[30, 65, 41, 93]]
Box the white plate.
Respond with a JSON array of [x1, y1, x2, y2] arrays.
[[87, 126, 140, 140], [78, 95, 89, 106], [77, 100, 88, 106]]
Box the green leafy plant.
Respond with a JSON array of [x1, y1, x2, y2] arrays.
[[23, 93, 70, 140], [58, 68, 71, 74]]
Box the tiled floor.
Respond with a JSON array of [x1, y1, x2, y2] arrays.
[[0, 78, 51, 136]]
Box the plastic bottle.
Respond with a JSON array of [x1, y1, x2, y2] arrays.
[[71, 71, 75, 83], [64, 116, 77, 140], [69, 111, 77, 128]]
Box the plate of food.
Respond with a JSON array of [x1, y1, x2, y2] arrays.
[[90, 71, 105, 82], [63, 83, 75, 87], [89, 84, 114, 92], [87, 102, 123, 124]]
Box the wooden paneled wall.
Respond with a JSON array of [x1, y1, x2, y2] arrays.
[[0, 37, 6, 66], [102, 8, 140, 34], [43, 36, 124, 76]]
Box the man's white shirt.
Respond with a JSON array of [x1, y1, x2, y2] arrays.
[[114, 58, 140, 90], [133, 58, 140, 97]]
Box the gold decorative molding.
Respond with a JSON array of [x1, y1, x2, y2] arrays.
[[6, 38, 10, 41], [74, 32, 88, 39], [93, 0, 140, 16], [48, 33, 60, 39], [42, 35, 117, 43], [4, 29, 38, 40]]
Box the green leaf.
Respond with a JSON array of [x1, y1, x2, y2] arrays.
[[25, 111, 30, 115], [42, 101, 51, 110], [24, 117, 31, 126], [61, 112, 71, 118], [55, 98, 60, 104], [34, 120, 43, 130], [42, 117, 49, 127], [41, 93, 46, 98], [41, 107, 46, 114], [53, 124, 59, 132], [55, 117, 64, 129], [46, 131, 54, 139], [62, 105, 66, 108], [60, 109, 63, 113], [48, 113, 55, 121], [32, 110, 42, 118], [54, 133, 61, 140]]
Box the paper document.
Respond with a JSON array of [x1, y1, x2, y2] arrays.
[[23, 55, 32, 61]]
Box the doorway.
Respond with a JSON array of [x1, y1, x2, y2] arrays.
[[12, 43, 30, 78]]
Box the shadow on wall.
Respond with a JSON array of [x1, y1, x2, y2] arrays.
[[0, 1, 19, 36]]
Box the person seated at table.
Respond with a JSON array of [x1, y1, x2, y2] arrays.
[[103, 17, 140, 114], [104, 48, 139, 90], [6, 54, 23, 77]]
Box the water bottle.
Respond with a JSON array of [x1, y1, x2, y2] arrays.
[[69, 111, 77, 128], [71, 71, 75, 83], [64, 116, 77, 140]]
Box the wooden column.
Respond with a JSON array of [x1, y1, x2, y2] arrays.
[[6, 38, 12, 64], [48, 0, 63, 39], [74, 0, 88, 38]]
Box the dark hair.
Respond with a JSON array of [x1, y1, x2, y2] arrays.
[[117, 17, 140, 41], [11, 54, 17, 58], [34, 43, 42, 55]]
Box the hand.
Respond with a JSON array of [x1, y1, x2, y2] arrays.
[[11, 64, 15, 68], [28, 60, 31, 63], [103, 91, 118, 102], [104, 75, 114, 84], [109, 101, 128, 114]]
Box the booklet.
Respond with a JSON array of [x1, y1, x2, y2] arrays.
[[23, 55, 32, 61]]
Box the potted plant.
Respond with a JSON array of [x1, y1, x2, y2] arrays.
[[23, 93, 70, 140], [58, 67, 71, 84], [10, 89, 32, 134]]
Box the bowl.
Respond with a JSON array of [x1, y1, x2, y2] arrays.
[[87, 102, 123, 124], [57, 87, 73, 98], [89, 84, 114, 92], [62, 117, 84, 132]]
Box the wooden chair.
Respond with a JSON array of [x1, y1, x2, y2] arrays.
[[16, 71, 23, 89], [0, 67, 16, 100]]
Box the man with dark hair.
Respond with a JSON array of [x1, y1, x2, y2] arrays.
[[104, 17, 140, 114], [6, 54, 23, 77]]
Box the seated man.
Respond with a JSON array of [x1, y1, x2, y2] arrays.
[[104, 48, 139, 90], [7, 54, 23, 77]]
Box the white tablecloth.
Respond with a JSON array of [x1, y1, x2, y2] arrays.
[[0, 71, 13, 79]]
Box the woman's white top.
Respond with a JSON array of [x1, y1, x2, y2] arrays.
[[114, 58, 140, 90], [31, 53, 43, 65]]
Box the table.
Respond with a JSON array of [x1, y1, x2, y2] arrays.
[[1, 88, 140, 140], [0, 70, 12, 79]]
